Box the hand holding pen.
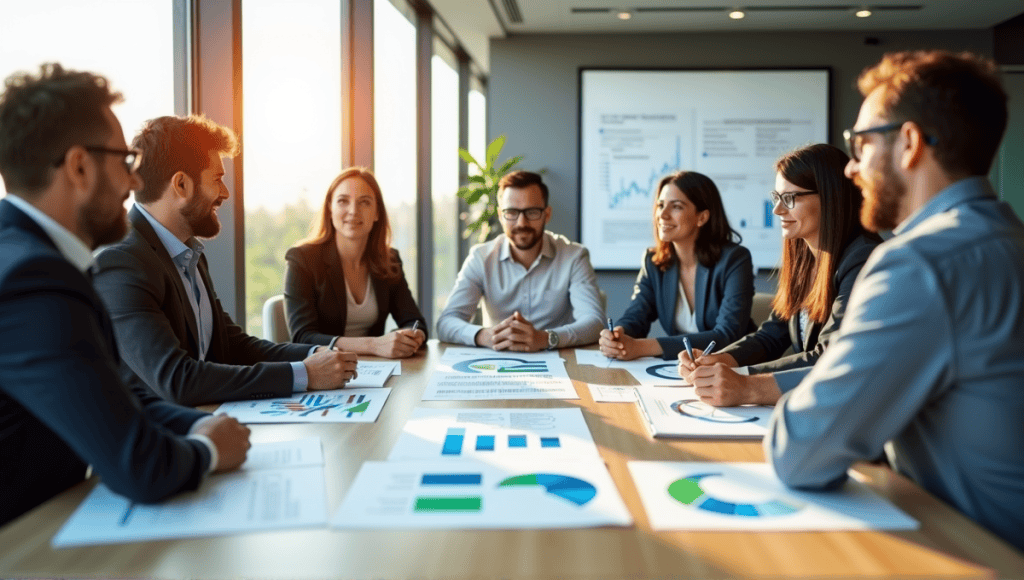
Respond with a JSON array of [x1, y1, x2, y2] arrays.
[[598, 316, 626, 359]]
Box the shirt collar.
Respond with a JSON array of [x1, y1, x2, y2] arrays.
[[4, 194, 95, 273], [134, 203, 204, 268], [894, 176, 996, 235], [498, 230, 554, 264]]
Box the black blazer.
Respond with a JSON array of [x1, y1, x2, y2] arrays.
[[615, 242, 756, 360], [284, 243, 426, 345], [719, 233, 881, 374], [0, 199, 209, 526], [93, 207, 314, 406]]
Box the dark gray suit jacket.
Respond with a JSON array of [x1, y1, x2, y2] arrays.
[[719, 233, 881, 374], [0, 200, 209, 526], [615, 242, 756, 360], [94, 207, 313, 406]]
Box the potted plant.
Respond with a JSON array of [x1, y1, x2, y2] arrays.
[[457, 135, 523, 244]]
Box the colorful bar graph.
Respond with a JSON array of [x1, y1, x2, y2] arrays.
[[508, 435, 527, 448], [540, 437, 561, 448], [413, 496, 482, 512], [442, 428, 466, 455], [421, 473, 482, 485], [475, 435, 495, 451]]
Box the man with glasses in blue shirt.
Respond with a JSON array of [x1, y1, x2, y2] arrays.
[[765, 50, 1024, 551], [437, 170, 604, 351]]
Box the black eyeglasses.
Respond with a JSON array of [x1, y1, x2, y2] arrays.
[[843, 121, 937, 162], [769, 190, 818, 210], [54, 146, 143, 175], [500, 206, 546, 221]]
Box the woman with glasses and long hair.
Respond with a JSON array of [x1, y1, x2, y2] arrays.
[[599, 171, 755, 361], [284, 167, 426, 358], [679, 143, 881, 406]]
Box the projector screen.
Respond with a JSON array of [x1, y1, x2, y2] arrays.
[[579, 68, 830, 270]]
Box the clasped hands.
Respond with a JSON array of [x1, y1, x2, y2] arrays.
[[475, 311, 546, 352]]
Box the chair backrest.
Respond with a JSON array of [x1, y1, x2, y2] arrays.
[[262, 294, 289, 342], [751, 292, 775, 328]]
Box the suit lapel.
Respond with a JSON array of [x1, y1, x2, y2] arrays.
[[128, 207, 201, 351], [658, 260, 678, 332], [323, 244, 347, 311], [694, 262, 709, 331]]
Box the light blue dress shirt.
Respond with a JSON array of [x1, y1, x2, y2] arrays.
[[764, 177, 1024, 551], [135, 204, 311, 391]]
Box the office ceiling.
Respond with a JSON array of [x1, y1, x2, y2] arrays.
[[429, 0, 1024, 75]]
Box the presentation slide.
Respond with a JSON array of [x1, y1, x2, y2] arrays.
[[579, 69, 830, 270]]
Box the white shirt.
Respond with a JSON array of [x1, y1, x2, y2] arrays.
[[436, 231, 604, 347], [673, 278, 698, 334], [344, 277, 378, 337]]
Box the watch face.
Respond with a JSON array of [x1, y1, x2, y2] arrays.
[[547, 331, 558, 348]]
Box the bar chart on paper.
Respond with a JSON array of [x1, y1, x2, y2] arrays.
[[214, 388, 392, 423], [389, 408, 600, 463], [331, 459, 632, 529]]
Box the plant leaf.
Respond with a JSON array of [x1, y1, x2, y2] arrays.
[[497, 155, 523, 176], [486, 135, 505, 167], [467, 174, 486, 184], [458, 148, 480, 168]]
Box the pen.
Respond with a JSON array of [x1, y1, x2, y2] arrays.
[[606, 317, 614, 333], [412, 320, 420, 333], [698, 340, 718, 361], [683, 336, 694, 361]]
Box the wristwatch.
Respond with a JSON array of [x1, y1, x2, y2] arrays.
[[546, 330, 560, 350]]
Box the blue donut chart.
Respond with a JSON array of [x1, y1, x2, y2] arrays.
[[452, 357, 549, 374], [670, 399, 759, 423], [645, 363, 684, 381], [668, 472, 802, 517]]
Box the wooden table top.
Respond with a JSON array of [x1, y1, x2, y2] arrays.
[[1, 341, 1021, 579]]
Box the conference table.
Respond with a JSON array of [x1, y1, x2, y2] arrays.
[[1, 340, 1022, 579]]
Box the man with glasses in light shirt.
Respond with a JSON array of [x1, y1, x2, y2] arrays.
[[437, 171, 604, 352]]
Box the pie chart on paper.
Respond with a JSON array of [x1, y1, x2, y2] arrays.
[[498, 474, 597, 506], [668, 472, 803, 516]]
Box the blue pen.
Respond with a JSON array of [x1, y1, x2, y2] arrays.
[[606, 317, 614, 333], [683, 336, 695, 361], [699, 340, 718, 360]]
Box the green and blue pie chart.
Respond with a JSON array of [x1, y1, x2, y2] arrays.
[[498, 474, 597, 506]]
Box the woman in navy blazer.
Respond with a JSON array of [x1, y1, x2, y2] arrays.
[[284, 167, 426, 358], [599, 171, 755, 360], [679, 144, 882, 406]]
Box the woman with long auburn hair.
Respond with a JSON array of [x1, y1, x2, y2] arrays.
[[599, 170, 755, 361], [679, 143, 882, 406], [284, 167, 426, 358]]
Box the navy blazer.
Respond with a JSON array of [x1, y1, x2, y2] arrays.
[[284, 243, 426, 345], [615, 242, 756, 359], [0, 199, 209, 526], [719, 233, 881, 374], [93, 207, 314, 406]]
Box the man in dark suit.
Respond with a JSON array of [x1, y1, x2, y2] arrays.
[[0, 63, 251, 526], [93, 115, 358, 406]]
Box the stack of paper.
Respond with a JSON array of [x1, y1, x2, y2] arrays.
[[215, 388, 391, 423], [52, 438, 329, 547], [635, 386, 770, 439]]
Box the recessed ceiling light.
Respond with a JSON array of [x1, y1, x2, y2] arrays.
[[729, 9, 746, 20], [855, 8, 872, 18], [616, 9, 632, 20]]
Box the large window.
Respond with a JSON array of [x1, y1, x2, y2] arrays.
[[241, 0, 342, 337], [431, 44, 459, 321], [468, 82, 488, 173], [0, 0, 174, 195], [374, 0, 418, 312]]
